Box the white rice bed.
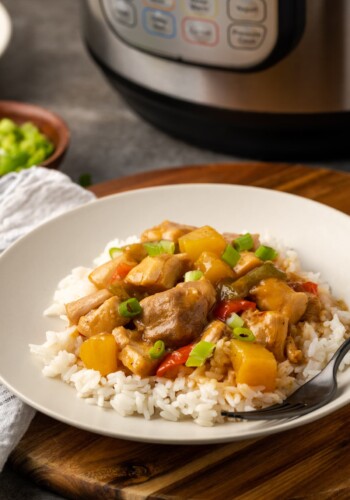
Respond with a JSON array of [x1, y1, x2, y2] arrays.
[[30, 238, 350, 427]]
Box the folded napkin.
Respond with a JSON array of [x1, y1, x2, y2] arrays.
[[0, 166, 95, 470]]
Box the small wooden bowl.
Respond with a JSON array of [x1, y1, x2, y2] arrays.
[[0, 100, 70, 170]]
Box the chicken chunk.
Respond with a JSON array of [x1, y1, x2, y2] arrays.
[[201, 320, 229, 343], [250, 278, 308, 324], [301, 294, 323, 322], [243, 310, 288, 361], [89, 254, 137, 289], [135, 279, 216, 348], [77, 296, 129, 337], [119, 342, 160, 377], [112, 326, 159, 376], [233, 251, 261, 278], [124, 253, 191, 293], [112, 325, 142, 349], [286, 335, 303, 364], [65, 289, 112, 325], [141, 220, 196, 243]]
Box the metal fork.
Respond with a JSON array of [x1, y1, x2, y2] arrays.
[[222, 337, 350, 420]]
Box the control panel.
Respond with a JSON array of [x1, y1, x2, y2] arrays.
[[101, 0, 279, 69]]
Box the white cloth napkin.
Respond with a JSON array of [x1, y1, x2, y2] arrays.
[[0, 166, 96, 470]]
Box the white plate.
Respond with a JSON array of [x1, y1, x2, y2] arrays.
[[0, 3, 11, 58], [1, 184, 350, 444]]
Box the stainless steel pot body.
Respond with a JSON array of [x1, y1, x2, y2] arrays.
[[81, 0, 350, 114]]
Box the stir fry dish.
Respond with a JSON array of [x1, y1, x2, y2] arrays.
[[66, 222, 324, 387], [31, 220, 350, 425]]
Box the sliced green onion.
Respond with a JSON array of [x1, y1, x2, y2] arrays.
[[233, 233, 254, 251], [149, 340, 165, 359], [221, 244, 240, 267], [109, 247, 122, 259], [184, 270, 203, 282], [118, 298, 142, 318], [226, 312, 244, 329], [232, 327, 256, 342], [255, 245, 278, 261], [143, 240, 175, 256], [185, 341, 215, 367]]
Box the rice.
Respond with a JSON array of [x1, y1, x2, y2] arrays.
[[29, 237, 350, 427]]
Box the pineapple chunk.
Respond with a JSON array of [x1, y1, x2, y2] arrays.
[[178, 226, 227, 262], [231, 339, 277, 391], [195, 251, 235, 284], [79, 333, 118, 376]]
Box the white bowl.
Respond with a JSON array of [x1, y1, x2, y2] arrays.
[[0, 3, 11, 58], [0, 184, 349, 444]]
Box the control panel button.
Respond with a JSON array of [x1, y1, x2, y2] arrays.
[[183, 0, 218, 18], [109, 0, 137, 27], [143, 0, 175, 11], [228, 24, 266, 49], [142, 8, 176, 38], [228, 0, 266, 23], [182, 18, 218, 46]]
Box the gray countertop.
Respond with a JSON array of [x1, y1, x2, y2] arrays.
[[0, 1, 349, 499]]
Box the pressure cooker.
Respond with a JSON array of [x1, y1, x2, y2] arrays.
[[81, 0, 350, 160]]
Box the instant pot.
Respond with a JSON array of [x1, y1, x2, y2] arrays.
[[81, 0, 350, 160]]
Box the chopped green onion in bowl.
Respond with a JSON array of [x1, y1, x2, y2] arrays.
[[143, 240, 175, 256], [0, 118, 54, 175], [255, 245, 278, 261]]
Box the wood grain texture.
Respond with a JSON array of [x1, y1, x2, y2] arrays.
[[10, 162, 350, 500], [90, 162, 350, 214]]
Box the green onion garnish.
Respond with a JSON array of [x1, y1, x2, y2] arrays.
[[118, 298, 142, 318], [185, 341, 216, 367], [226, 313, 244, 329], [184, 270, 203, 282], [143, 240, 175, 256], [109, 247, 122, 259], [221, 244, 240, 267], [233, 233, 254, 252], [149, 340, 165, 359], [232, 327, 256, 342], [255, 245, 278, 261]]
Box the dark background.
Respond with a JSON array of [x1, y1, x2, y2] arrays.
[[0, 0, 349, 498]]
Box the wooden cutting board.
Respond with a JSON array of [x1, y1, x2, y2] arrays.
[[10, 162, 350, 500]]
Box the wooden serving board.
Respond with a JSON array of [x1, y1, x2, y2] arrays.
[[10, 162, 350, 500]]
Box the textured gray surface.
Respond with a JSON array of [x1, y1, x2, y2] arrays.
[[0, 0, 349, 499], [0, 0, 237, 188]]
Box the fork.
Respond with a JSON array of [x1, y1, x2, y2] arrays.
[[222, 337, 350, 420]]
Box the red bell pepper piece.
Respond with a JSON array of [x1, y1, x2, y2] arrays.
[[156, 344, 194, 378], [110, 262, 134, 282], [300, 281, 318, 295], [214, 299, 256, 321]]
